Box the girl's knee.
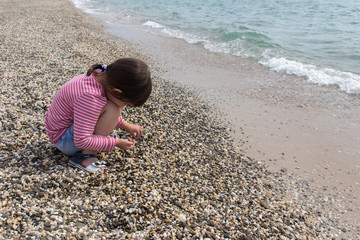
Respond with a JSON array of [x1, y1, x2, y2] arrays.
[[94, 100, 122, 136], [102, 100, 121, 116]]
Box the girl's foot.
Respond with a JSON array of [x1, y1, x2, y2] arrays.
[[69, 152, 107, 173], [80, 156, 99, 168]]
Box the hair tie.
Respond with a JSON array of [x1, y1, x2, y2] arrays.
[[94, 64, 107, 72]]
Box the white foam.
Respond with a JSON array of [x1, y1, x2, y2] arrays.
[[71, 0, 88, 8], [203, 39, 256, 58], [70, 0, 107, 15], [143, 21, 164, 29], [259, 57, 360, 94], [143, 21, 204, 44], [143, 21, 252, 57], [161, 28, 204, 44]]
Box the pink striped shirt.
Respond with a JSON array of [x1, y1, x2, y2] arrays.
[[45, 73, 124, 151]]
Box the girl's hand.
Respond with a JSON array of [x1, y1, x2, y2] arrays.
[[116, 137, 135, 150], [126, 124, 143, 140]]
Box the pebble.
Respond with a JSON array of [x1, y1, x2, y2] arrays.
[[0, 0, 351, 239], [177, 213, 187, 222], [260, 200, 271, 209]]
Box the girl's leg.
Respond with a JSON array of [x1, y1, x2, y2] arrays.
[[80, 100, 121, 167]]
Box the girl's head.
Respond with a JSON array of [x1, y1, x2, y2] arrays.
[[87, 58, 152, 107]]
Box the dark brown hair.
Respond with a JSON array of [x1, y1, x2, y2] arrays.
[[87, 58, 152, 107]]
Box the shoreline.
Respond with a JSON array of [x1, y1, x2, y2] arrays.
[[100, 8, 360, 236], [0, 0, 358, 238]]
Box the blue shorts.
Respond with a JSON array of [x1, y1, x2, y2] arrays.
[[54, 125, 81, 156]]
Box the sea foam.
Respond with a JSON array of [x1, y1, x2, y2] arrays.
[[259, 57, 360, 94]]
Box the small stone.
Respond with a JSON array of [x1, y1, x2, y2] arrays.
[[178, 213, 187, 222], [265, 190, 272, 198], [44, 222, 52, 227], [223, 233, 231, 238], [69, 172, 76, 178], [44, 226, 52, 232], [260, 200, 270, 209]]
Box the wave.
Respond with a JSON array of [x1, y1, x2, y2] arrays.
[[143, 21, 204, 44], [143, 20, 360, 94], [143, 21, 254, 56], [259, 56, 360, 94]]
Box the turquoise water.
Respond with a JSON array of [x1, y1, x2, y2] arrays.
[[72, 0, 360, 94]]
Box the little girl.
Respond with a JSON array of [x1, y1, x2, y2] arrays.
[[45, 58, 152, 173]]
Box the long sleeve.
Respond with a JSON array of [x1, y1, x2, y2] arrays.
[[115, 116, 125, 129]]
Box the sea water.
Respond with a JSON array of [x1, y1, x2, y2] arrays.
[[71, 0, 360, 94]]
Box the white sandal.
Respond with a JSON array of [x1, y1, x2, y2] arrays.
[[69, 153, 107, 173]]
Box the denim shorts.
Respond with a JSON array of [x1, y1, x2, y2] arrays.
[[54, 125, 81, 156]]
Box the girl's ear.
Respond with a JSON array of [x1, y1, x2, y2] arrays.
[[112, 88, 122, 95]]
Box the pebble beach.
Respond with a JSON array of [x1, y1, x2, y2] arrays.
[[0, 0, 357, 239]]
